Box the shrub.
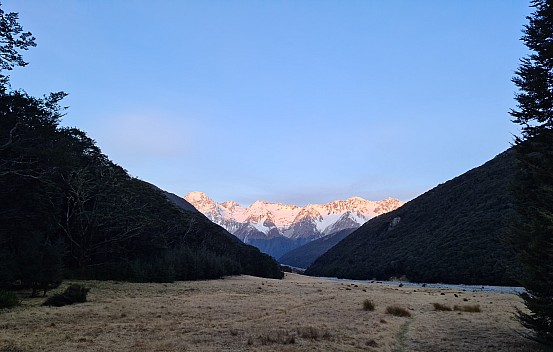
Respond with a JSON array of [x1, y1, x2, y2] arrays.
[[366, 339, 378, 347], [257, 330, 295, 345], [433, 302, 452, 311], [453, 304, 481, 313], [296, 326, 332, 340], [385, 305, 411, 317], [0, 291, 20, 309], [363, 299, 375, 311], [43, 284, 89, 307]]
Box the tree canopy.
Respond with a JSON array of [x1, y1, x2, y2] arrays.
[[0, 4, 35, 90]]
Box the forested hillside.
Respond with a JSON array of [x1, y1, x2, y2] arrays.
[[306, 150, 520, 286], [0, 7, 281, 295], [0, 90, 282, 291]]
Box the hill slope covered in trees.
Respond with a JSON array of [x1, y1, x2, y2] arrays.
[[0, 90, 282, 291], [0, 5, 282, 292], [306, 150, 520, 286]]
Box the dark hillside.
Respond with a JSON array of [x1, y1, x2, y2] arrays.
[[0, 91, 283, 291], [306, 150, 519, 285], [60, 177, 284, 282], [0, 6, 283, 295], [158, 186, 199, 213], [278, 228, 356, 268], [164, 198, 284, 280]]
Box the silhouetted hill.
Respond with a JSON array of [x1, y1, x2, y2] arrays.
[[0, 90, 283, 287], [305, 150, 520, 286], [278, 228, 356, 268], [162, 191, 284, 279]]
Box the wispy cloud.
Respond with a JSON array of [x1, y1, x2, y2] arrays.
[[91, 110, 202, 166]]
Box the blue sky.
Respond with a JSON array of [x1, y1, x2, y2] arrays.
[[4, 1, 530, 206]]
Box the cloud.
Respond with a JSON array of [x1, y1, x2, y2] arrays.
[[92, 110, 200, 163]]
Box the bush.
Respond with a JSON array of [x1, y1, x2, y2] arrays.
[[296, 326, 332, 340], [43, 284, 89, 307], [385, 305, 411, 317], [453, 304, 481, 313], [363, 299, 375, 311], [433, 302, 452, 311], [257, 330, 295, 345], [0, 291, 20, 309]]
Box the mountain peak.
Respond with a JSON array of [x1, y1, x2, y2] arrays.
[[184, 191, 212, 202], [183, 192, 218, 214], [185, 191, 405, 258], [222, 200, 241, 209]]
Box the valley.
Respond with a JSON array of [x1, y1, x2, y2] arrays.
[[0, 274, 538, 351]]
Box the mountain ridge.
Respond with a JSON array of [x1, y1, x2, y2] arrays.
[[184, 192, 404, 258]]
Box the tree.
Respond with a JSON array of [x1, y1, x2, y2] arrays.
[[0, 4, 35, 91], [0, 4, 63, 295], [509, 0, 553, 344]]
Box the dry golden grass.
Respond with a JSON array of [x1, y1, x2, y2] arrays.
[[453, 304, 481, 313], [432, 302, 452, 311], [385, 305, 411, 318], [0, 274, 542, 351], [363, 298, 376, 311]]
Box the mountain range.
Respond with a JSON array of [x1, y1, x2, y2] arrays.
[[184, 192, 404, 258]]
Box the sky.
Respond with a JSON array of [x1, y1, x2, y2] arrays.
[[4, 1, 530, 206]]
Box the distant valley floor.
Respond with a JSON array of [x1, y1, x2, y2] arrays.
[[0, 274, 540, 351]]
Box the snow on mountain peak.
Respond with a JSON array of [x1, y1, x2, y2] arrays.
[[185, 191, 212, 203], [184, 192, 405, 240], [221, 200, 240, 209], [183, 191, 217, 212]]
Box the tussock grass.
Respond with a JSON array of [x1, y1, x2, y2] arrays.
[[454, 304, 481, 313], [297, 326, 332, 340], [363, 299, 375, 311], [251, 326, 333, 345], [386, 305, 411, 317], [0, 291, 20, 309], [433, 303, 452, 311], [366, 339, 378, 347], [43, 284, 89, 307], [256, 329, 295, 345]]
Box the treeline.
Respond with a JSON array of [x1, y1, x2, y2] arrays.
[[0, 6, 281, 295]]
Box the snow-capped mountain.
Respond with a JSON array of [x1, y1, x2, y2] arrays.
[[184, 192, 404, 258]]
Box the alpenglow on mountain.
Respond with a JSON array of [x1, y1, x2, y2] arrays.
[[184, 192, 404, 258]]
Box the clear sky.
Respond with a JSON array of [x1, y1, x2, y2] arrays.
[[4, 1, 530, 206]]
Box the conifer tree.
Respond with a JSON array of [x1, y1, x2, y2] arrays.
[[510, 0, 553, 344]]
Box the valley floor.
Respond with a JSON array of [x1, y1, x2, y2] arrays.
[[0, 274, 541, 351]]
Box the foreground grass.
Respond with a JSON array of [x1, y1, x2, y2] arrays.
[[0, 274, 540, 351]]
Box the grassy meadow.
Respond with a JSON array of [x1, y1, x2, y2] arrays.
[[0, 273, 541, 351]]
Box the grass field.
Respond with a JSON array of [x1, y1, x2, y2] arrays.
[[0, 273, 541, 351]]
